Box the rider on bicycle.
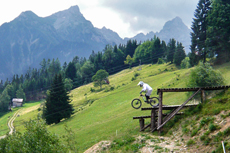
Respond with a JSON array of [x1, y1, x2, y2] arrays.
[[137, 81, 152, 102]]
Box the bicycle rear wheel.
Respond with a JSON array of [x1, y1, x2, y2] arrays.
[[131, 98, 142, 109], [149, 97, 159, 106]]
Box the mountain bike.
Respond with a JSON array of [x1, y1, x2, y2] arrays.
[[131, 94, 159, 109]]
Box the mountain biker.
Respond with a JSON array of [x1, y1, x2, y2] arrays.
[[137, 81, 152, 102]]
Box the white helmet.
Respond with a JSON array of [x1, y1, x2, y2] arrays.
[[137, 81, 144, 86]]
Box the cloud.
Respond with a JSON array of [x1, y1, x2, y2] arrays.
[[99, 0, 198, 36]]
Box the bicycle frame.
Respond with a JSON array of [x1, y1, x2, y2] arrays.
[[140, 94, 147, 103]]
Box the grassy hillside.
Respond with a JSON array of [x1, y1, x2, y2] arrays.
[[2, 62, 230, 152]]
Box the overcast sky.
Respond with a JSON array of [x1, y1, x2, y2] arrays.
[[0, 0, 199, 38]]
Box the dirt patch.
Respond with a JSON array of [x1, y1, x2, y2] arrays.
[[84, 141, 111, 153], [138, 135, 187, 153]]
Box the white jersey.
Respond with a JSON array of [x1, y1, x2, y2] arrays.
[[141, 83, 153, 96]]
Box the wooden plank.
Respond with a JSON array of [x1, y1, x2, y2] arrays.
[[151, 127, 157, 133], [133, 112, 184, 120], [157, 85, 230, 93], [141, 104, 199, 111], [133, 116, 151, 119], [157, 88, 201, 130], [140, 123, 150, 131]]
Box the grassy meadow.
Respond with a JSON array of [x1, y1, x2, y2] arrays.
[[1, 62, 230, 152]]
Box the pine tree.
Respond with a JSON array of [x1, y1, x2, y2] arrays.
[[16, 85, 26, 101], [190, 0, 211, 65], [167, 38, 176, 63], [173, 42, 186, 66], [65, 62, 77, 81], [206, 0, 230, 63], [43, 74, 73, 124]]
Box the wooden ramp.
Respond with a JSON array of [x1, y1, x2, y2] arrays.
[[133, 85, 230, 133]]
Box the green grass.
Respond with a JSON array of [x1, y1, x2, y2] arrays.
[[0, 101, 43, 136], [3, 62, 230, 152], [0, 108, 19, 136]]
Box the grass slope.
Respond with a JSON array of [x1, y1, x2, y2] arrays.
[[2, 62, 230, 152]]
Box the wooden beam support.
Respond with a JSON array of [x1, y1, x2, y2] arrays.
[[157, 88, 201, 131], [139, 118, 144, 130], [158, 91, 163, 134], [201, 90, 206, 103], [151, 109, 156, 131], [140, 123, 151, 131]]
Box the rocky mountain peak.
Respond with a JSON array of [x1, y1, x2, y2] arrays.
[[16, 11, 39, 22], [162, 16, 189, 32], [48, 5, 93, 33]]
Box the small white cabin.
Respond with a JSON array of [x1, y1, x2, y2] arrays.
[[12, 98, 23, 107]]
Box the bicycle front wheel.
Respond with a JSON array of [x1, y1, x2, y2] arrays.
[[131, 98, 142, 109], [149, 97, 159, 106]]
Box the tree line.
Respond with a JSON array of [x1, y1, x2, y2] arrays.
[[189, 0, 230, 66], [0, 37, 186, 113]]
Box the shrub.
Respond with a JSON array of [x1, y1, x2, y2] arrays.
[[187, 139, 195, 146], [90, 87, 95, 92], [224, 127, 230, 135], [209, 123, 217, 131], [180, 57, 191, 69], [187, 62, 225, 88], [131, 77, 136, 81], [200, 117, 214, 127], [134, 72, 140, 77], [0, 116, 68, 152], [131, 72, 140, 81], [157, 58, 165, 64], [191, 129, 199, 137]]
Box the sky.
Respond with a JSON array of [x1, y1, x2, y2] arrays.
[[0, 0, 199, 38]]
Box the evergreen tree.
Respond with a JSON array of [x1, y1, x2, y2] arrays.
[[152, 37, 163, 63], [16, 85, 26, 101], [65, 62, 77, 81], [190, 0, 211, 64], [43, 74, 73, 124], [81, 61, 95, 84], [102, 44, 115, 71], [167, 38, 176, 63], [125, 40, 138, 57], [206, 0, 230, 63], [173, 42, 186, 66], [94, 51, 104, 73], [0, 87, 11, 112]]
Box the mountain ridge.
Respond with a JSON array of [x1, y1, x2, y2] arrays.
[[0, 5, 191, 81]]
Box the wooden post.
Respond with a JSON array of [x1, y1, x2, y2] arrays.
[[158, 91, 163, 134], [151, 109, 156, 131], [201, 90, 206, 103], [139, 118, 144, 130]]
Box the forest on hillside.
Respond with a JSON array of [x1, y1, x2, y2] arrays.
[[0, 37, 186, 113], [0, 0, 230, 113]]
